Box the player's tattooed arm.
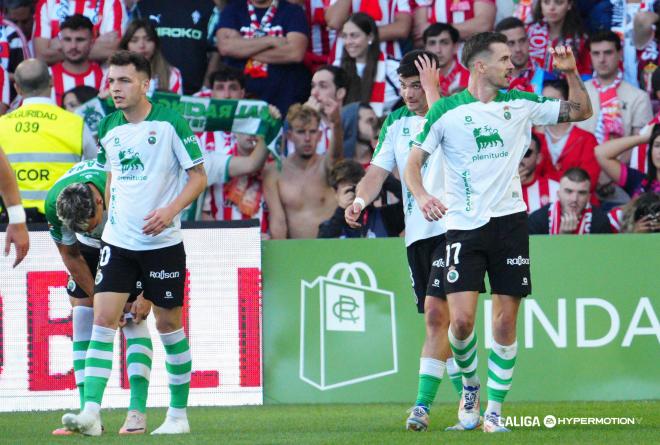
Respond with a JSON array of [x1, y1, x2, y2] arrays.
[[559, 71, 593, 123]]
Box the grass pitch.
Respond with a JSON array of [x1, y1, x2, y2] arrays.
[[0, 401, 657, 444]]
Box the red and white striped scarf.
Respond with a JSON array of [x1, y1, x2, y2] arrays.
[[630, 113, 660, 174], [527, 21, 579, 73], [522, 176, 557, 214], [509, 60, 536, 93], [608, 207, 623, 233], [242, 0, 280, 78], [593, 71, 624, 144], [306, 0, 336, 57], [368, 52, 387, 116], [549, 201, 593, 234], [438, 59, 470, 96]]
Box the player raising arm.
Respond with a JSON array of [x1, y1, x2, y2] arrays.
[[404, 32, 591, 433]]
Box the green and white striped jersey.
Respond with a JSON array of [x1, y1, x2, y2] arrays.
[[96, 103, 204, 250], [413, 89, 560, 230], [371, 106, 446, 246], [44, 160, 107, 248]]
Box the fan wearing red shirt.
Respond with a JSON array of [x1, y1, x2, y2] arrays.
[[422, 23, 469, 96], [535, 79, 600, 200], [34, 0, 125, 65], [520, 132, 559, 213], [49, 14, 103, 107], [412, 0, 495, 44]]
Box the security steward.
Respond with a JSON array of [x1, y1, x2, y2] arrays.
[[0, 59, 96, 222]]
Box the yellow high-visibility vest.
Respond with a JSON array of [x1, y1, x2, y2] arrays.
[[0, 98, 84, 214]]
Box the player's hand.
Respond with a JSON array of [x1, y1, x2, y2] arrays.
[[550, 45, 578, 73], [130, 293, 152, 323], [4, 222, 29, 268], [417, 193, 447, 221], [345, 200, 364, 228], [414, 53, 440, 94], [118, 302, 132, 327], [560, 210, 579, 233], [143, 207, 176, 236]]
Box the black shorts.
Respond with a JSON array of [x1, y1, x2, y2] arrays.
[[94, 241, 186, 309], [444, 211, 531, 297], [67, 242, 141, 302], [407, 234, 448, 313]]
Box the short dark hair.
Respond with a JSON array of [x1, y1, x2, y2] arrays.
[[210, 64, 246, 89], [461, 32, 507, 68], [108, 50, 151, 79], [562, 167, 591, 183], [56, 183, 96, 232], [315, 65, 349, 92], [329, 159, 365, 189], [588, 30, 622, 51], [422, 23, 459, 45], [494, 17, 526, 33], [397, 50, 440, 78], [543, 79, 569, 100], [60, 14, 94, 33]]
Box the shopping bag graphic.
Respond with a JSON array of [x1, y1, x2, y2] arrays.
[[300, 262, 398, 390]]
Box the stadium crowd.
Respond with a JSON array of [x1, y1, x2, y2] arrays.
[[1, 0, 659, 237]]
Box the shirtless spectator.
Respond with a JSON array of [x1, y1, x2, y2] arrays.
[[265, 103, 344, 238], [33, 0, 126, 65]]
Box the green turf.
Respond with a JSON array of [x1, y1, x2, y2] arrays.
[[0, 401, 658, 444]]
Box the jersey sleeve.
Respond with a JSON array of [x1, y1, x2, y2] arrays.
[[370, 114, 397, 172], [412, 102, 444, 155], [515, 90, 561, 126], [204, 151, 232, 185], [172, 114, 204, 169], [99, 0, 126, 36]]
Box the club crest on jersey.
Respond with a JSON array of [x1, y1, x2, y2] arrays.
[[447, 267, 459, 283], [119, 149, 144, 173], [504, 105, 511, 120], [473, 126, 503, 151], [464, 115, 473, 124], [148, 131, 157, 145]]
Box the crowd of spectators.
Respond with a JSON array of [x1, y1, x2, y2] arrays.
[[0, 0, 658, 237]]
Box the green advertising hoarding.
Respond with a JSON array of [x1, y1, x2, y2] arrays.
[[262, 235, 660, 404]]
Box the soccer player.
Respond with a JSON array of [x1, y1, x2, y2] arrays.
[[0, 145, 29, 267], [47, 160, 153, 435], [346, 49, 466, 431], [62, 50, 207, 436], [405, 32, 592, 432]]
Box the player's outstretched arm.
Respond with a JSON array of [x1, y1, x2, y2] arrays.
[[346, 165, 390, 228], [143, 164, 207, 236], [0, 146, 29, 267], [57, 242, 95, 298], [404, 147, 447, 221], [550, 46, 593, 123]]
